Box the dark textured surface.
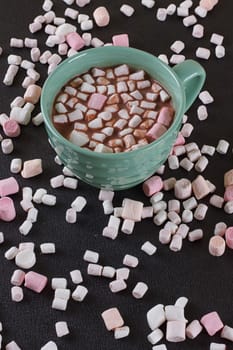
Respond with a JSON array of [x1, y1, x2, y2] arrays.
[[0, 0, 233, 349]]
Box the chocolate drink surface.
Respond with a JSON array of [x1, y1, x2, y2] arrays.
[[52, 64, 175, 153]]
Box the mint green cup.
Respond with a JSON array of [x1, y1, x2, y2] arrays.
[[41, 47, 205, 190]]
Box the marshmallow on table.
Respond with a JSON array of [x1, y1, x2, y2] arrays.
[[102, 266, 116, 278], [0, 177, 19, 197], [209, 195, 224, 208], [121, 198, 143, 222], [170, 234, 183, 252], [70, 269, 83, 284], [112, 34, 129, 47], [132, 282, 148, 299], [109, 279, 127, 293], [5, 246, 18, 260], [143, 176, 163, 196], [224, 169, 233, 187], [165, 305, 185, 321], [49, 289, 66, 307], [21, 159, 43, 178], [192, 175, 210, 199], [40, 243, 56, 254], [166, 320, 186, 342], [175, 296, 188, 308], [121, 219, 135, 234], [188, 229, 203, 242], [192, 24, 204, 38], [116, 267, 130, 280], [87, 263, 103, 276], [147, 329, 164, 345], [72, 285, 88, 301], [194, 204, 208, 221], [183, 15, 197, 27], [200, 311, 224, 336], [52, 278, 67, 290], [170, 40, 185, 54], [152, 345, 167, 350], [225, 227, 233, 249], [114, 326, 130, 339], [196, 47, 211, 60], [209, 236, 226, 256], [52, 297, 68, 311], [174, 178, 192, 199], [66, 32, 85, 50], [156, 8, 167, 21], [3, 120, 21, 137], [210, 343, 226, 350], [141, 206, 154, 218], [195, 6, 207, 17], [141, 0, 155, 8], [224, 185, 233, 201], [5, 341, 22, 350], [186, 320, 203, 339], [71, 196, 87, 212], [147, 304, 166, 330], [55, 321, 70, 337], [199, 90, 214, 104], [11, 286, 24, 302], [120, 4, 135, 17], [215, 45, 225, 58], [24, 84, 41, 104], [0, 197, 16, 221], [93, 7, 110, 27], [41, 341, 58, 350], [24, 271, 48, 293], [1, 139, 14, 154], [83, 250, 99, 263], [123, 254, 139, 268], [214, 222, 227, 236], [101, 308, 124, 331], [76, 0, 91, 6], [141, 241, 157, 255], [200, 0, 219, 11], [221, 325, 233, 341], [11, 269, 25, 286], [216, 139, 229, 154], [15, 249, 36, 269]]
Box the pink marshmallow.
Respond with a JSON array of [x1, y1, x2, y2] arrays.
[[157, 107, 174, 127], [0, 177, 19, 197], [66, 32, 85, 51], [200, 0, 218, 11], [3, 120, 21, 137], [225, 227, 233, 249], [224, 185, 233, 201], [146, 122, 167, 140], [88, 93, 107, 110], [174, 132, 185, 146], [21, 159, 43, 178], [24, 271, 48, 293], [200, 311, 224, 336], [0, 197, 16, 221], [11, 269, 26, 286], [143, 175, 163, 197], [101, 307, 124, 331], [112, 34, 129, 47]]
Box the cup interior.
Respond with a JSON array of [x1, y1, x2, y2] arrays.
[[41, 46, 185, 159]]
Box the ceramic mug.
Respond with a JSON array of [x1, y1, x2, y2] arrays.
[[41, 46, 205, 190]]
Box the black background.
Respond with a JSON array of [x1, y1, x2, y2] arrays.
[[0, 0, 233, 349]]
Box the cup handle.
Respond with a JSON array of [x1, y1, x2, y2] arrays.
[[173, 60, 206, 112]]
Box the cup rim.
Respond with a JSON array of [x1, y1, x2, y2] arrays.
[[41, 46, 185, 159]]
